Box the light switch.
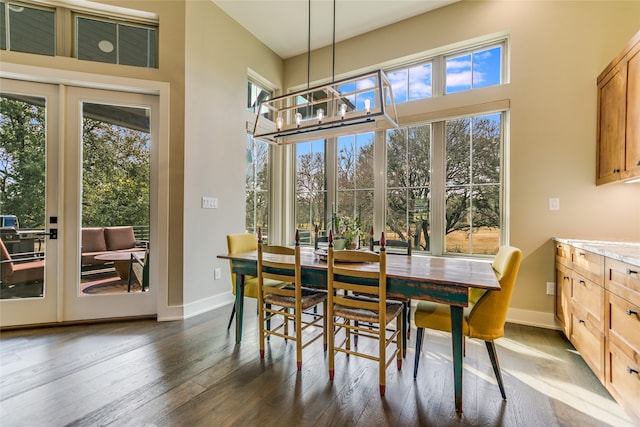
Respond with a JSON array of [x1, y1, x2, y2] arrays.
[[202, 196, 218, 209], [548, 198, 560, 211]]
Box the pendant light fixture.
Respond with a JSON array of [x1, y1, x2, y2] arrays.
[[252, 0, 398, 145]]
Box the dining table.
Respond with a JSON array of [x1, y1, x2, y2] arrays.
[[218, 246, 500, 412]]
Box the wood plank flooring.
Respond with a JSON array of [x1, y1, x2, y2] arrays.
[[0, 301, 635, 427]]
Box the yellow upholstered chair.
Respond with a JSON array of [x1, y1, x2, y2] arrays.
[[257, 233, 327, 370], [327, 240, 403, 396], [226, 233, 284, 329], [413, 245, 522, 399]]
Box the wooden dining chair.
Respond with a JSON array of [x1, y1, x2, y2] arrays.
[[369, 226, 413, 350], [412, 245, 522, 399], [258, 230, 327, 370], [327, 232, 403, 396], [226, 233, 285, 330]]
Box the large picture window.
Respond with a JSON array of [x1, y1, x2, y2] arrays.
[[246, 135, 269, 240], [295, 139, 326, 244], [386, 125, 431, 251], [444, 113, 502, 255]]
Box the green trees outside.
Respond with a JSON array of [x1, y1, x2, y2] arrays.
[[0, 96, 150, 233], [0, 96, 46, 229], [294, 114, 501, 254], [81, 115, 149, 228]]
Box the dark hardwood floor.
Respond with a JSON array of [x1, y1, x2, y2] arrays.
[[0, 301, 634, 427]]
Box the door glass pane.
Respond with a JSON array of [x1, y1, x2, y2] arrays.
[[80, 102, 150, 295], [0, 93, 47, 299]]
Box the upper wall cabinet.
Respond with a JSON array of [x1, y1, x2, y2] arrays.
[[597, 30, 640, 185]]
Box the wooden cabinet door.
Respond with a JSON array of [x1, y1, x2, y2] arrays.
[[597, 61, 626, 185], [624, 46, 640, 178]]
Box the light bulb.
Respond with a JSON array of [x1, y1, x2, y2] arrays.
[[317, 108, 324, 123], [295, 112, 302, 127], [276, 116, 283, 131], [364, 99, 371, 114]]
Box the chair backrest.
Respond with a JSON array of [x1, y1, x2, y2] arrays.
[[467, 246, 522, 341], [227, 233, 257, 293], [0, 239, 14, 278], [257, 242, 299, 303], [328, 247, 387, 316]]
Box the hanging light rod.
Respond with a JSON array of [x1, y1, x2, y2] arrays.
[[252, 0, 397, 145]]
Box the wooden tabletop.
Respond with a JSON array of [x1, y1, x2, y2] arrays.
[[219, 247, 500, 291]]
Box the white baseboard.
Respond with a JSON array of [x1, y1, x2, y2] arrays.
[[158, 292, 234, 322], [507, 307, 560, 330], [160, 293, 561, 332]]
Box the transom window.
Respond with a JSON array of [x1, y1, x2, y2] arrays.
[[0, 2, 55, 56], [387, 63, 433, 103], [446, 45, 503, 94], [247, 80, 272, 117], [76, 16, 157, 67], [0, 1, 158, 68]]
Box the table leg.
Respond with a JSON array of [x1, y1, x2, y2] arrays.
[[235, 274, 245, 344], [450, 305, 463, 412]]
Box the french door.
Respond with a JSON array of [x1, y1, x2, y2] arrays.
[[0, 80, 158, 326], [0, 79, 60, 326]]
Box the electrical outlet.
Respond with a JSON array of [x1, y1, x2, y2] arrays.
[[548, 198, 560, 211], [214, 268, 221, 280], [546, 282, 556, 295]]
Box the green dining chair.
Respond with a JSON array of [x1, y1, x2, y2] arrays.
[[413, 245, 522, 399]]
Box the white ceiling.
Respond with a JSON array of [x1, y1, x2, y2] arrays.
[[212, 0, 458, 59]]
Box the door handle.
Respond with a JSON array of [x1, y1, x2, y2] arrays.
[[34, 229, 57, 239]]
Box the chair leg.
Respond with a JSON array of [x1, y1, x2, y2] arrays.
[[405, 299, 411, 340], [397, 313, 403, 370], [401, 304, 407, 358], [226, 302, 236, 330], [414, 327, 425, 379], [259, 302, 265, 359], [485, 340, 506, 400], [323, 301, 328, 352]]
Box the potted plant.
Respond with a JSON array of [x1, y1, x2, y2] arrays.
[[334, 215, 365, 250]]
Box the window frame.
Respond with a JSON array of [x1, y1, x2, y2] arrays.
[[285, 36, 510, 258]]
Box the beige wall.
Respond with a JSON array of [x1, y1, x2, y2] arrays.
[[285, 0, 640, 322], [183, 1, 282, 306]]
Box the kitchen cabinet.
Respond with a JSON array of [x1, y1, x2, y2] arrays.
[[597, 30, 640, 185], [554, 239, 640, 423]]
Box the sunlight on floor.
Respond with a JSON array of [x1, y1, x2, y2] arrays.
[[497, 337, 564, 362], [508, 368, 634, 426]]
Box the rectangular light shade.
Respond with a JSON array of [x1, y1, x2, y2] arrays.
[[253, 70, 398, 145]]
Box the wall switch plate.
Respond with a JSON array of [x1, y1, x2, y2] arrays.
[[214, 268, 221, 280], [546, 282, 556, 295], [548, 198, 560, 211], [202, 196, 218, 209]]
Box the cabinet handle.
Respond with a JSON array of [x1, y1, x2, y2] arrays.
[[636, 160, 640, 166], [626, 309, 638, 316], [627, 367, 639, 375], [626, 268, 638, 275], [578, 252, 586, 257], [579, 280, 586, 286], [578, 319, 586, 324], [612, 168, 621, 173], [564, 276, 570, 280]]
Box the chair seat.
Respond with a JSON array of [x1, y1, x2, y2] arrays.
[[264, 286, 327, 310], [334, 295, 403, 324], [414, 300, 474, 335], [244, 276, 286, 299]]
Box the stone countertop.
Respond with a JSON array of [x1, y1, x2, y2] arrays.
[[553, 238, 640, 267]]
